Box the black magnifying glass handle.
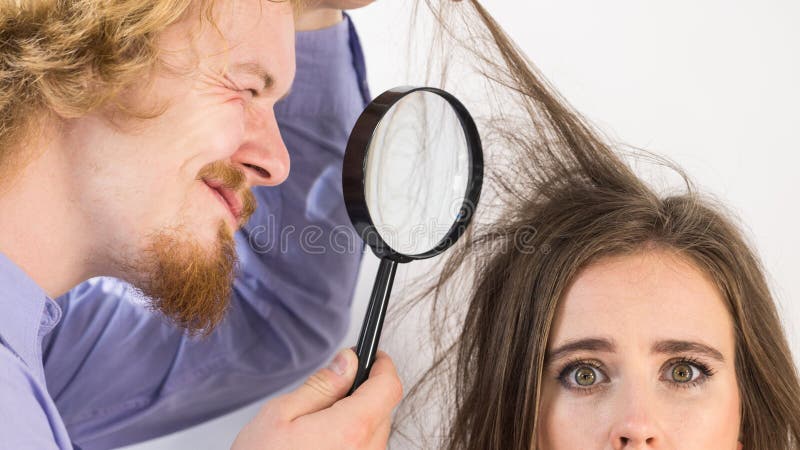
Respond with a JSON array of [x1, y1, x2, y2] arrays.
[[348, 257, 398, 395]]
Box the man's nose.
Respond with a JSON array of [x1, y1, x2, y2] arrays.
[[609, 383, 661, 449], [231, 107, 290, 187]]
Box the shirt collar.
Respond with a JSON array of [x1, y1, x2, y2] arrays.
[[0, 251, 62, 382]]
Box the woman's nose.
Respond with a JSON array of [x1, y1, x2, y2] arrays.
[[610, 421, 657, 449], [231, 107, 290, 187], [609, 385, 661, 448]]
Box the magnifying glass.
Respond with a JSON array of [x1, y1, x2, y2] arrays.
[[342, 86, 483, 394]]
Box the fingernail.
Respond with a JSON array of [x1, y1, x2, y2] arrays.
[[327, 349, 348, 377]]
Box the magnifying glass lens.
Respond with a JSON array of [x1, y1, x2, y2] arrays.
[[364, 91, 470, 256]]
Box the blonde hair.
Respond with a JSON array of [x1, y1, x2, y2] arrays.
[[1, 1, 206, 158], [0, 0, 303, 177]]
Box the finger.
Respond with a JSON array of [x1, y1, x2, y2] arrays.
[[267, 348, 358, 421]]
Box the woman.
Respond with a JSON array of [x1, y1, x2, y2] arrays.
[[395, 1, 800, 448]]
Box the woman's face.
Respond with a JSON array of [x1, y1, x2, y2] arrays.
[[537, 249, 742, 449]]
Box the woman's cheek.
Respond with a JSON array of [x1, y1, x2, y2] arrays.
[[659, 381, 741, 448], [702, 383, 742, 449], [539, 385, 601, 449]]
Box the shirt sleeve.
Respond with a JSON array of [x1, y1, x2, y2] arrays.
[[42, 16, 368, 450]]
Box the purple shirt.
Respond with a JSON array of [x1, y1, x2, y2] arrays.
[[0, 17, 367, 450]]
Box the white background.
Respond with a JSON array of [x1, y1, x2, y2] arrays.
[[123, 1, 800, 448]]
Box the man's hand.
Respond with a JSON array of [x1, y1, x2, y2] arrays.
[[231, 349, 403, 450], [295, 0, 375, 31]]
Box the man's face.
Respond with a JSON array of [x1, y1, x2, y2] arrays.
[[61, 0, 296, 333]]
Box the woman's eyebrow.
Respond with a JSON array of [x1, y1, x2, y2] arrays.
[[546, 337, 616, 362], [651, 340, 726, 363], [545, 338, 727, 364]]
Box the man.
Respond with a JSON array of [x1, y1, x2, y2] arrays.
[[0, 0, 401, 449]]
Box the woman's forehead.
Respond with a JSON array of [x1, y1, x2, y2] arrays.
[[548, 249, 736, 356]]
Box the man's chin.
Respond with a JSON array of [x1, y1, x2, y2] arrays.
[[132, 222, 238, 336]]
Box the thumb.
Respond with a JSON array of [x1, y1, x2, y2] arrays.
[[271, 348, 358, 421]]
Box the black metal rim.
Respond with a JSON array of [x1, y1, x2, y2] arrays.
[[341, 86, 484, 262]]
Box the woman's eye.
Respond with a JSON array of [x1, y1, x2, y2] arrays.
[[671, 363, 693, 382], [562, 364, 606, 389], [664, 361, 708, 385], [575, 366, 596, 386]]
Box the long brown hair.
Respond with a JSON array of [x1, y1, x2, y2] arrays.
[[393, 1, 800, 449]]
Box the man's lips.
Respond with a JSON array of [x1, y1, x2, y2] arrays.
[[203, 179, 243, 224]]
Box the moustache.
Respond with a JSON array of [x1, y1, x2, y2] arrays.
[[197, 161, 258, 225]]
